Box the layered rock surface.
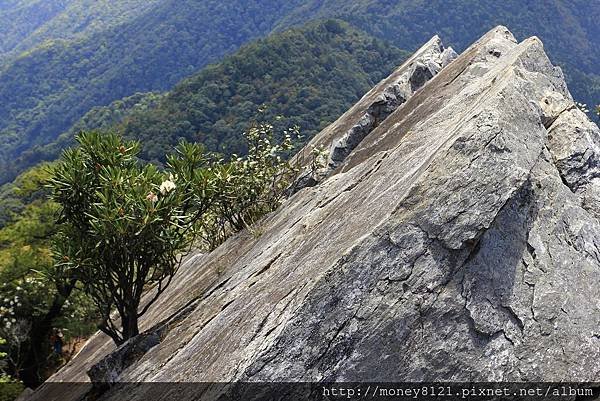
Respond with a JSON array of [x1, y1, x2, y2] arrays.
[[30, 26, 600, 400], [291, 35, 456, 191]]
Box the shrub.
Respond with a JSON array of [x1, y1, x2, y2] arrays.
[[50, 132, 210, 345], [203, 123, 298, 243]]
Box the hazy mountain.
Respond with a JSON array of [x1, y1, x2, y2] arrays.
[[0, 1, 163, 64], [0, 0, 306, 183], [0, 0, 71, 58], [114, 20, 409, 163]]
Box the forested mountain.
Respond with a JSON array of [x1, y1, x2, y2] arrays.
[[118, 21, 409, 162], [11, 20, 408, 168], [13, 92, 164, 171], [0, 0, 162, 65], [0, 0, 598, 184], [0, 0, 70, 58], [0, 0, 306, 183], [277, 0, 600, 119]]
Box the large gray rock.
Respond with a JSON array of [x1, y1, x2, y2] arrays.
[[28, 26, 600, 401]]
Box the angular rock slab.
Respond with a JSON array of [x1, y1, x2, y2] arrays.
[[28, 26, 600, 401], [290, 35, 456, 192]]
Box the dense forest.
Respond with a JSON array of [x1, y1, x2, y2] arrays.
[[0, 0, 598, 184], [10, 20, 409, 170], [0, 0, 306, 183], [112, 20, 408, 162], [0, 1, 163, 65], [0, 0, 68, 59]]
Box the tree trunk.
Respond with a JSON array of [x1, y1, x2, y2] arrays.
[[100, 302, 140, 347], [122, 305, 139, 341]]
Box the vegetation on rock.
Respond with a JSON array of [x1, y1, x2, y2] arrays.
[[49, 125, 297, 347]]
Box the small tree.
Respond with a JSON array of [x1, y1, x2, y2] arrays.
[[50, 132, 210, 345], [49, 124, 297, 345]]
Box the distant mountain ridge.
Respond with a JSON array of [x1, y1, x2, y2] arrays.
[[0, 0, 162, 64], [0, 0, 307, 183], [0, 20, 408, 224], [0, 0, 70, 58]]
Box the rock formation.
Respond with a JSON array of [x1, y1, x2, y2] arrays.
[[28, 26, 600, 401], [291, 35, 456, 192]]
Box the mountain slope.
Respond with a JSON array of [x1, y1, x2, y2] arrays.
[[0, 0, 598, 184], [120, 20, 410, 162], [13, 20, 409, 169], [0, 0, 162, 64], [0, 0, 72, 58], [0, 0, 306, 183]]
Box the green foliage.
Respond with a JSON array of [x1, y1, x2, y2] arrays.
[[0, 0, 70, 59], [119, 20, 408, 162], [199, 124, 299, 249], [0, 1, 162, 64], [50, 132, 205, 345], [309, 144, 330, 175], [0, 0, 306, 184], [0, 164, 53, 228], [0, 337, 24, 401], [0, 178, 96, 387], [0, 382, 23, 401], [11, 93, 164, 181], [50, 123, 298, 345]]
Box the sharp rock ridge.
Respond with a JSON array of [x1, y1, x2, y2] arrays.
[[28, 25, 600, 401]]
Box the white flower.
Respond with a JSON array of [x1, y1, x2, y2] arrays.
[[146, 191, 158, 202], [159, 179, 176, 195]]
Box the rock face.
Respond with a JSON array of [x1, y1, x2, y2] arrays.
[[291, 36, 456, 192], [325, 36, 456, 170], [30, 26, 600, 400]]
